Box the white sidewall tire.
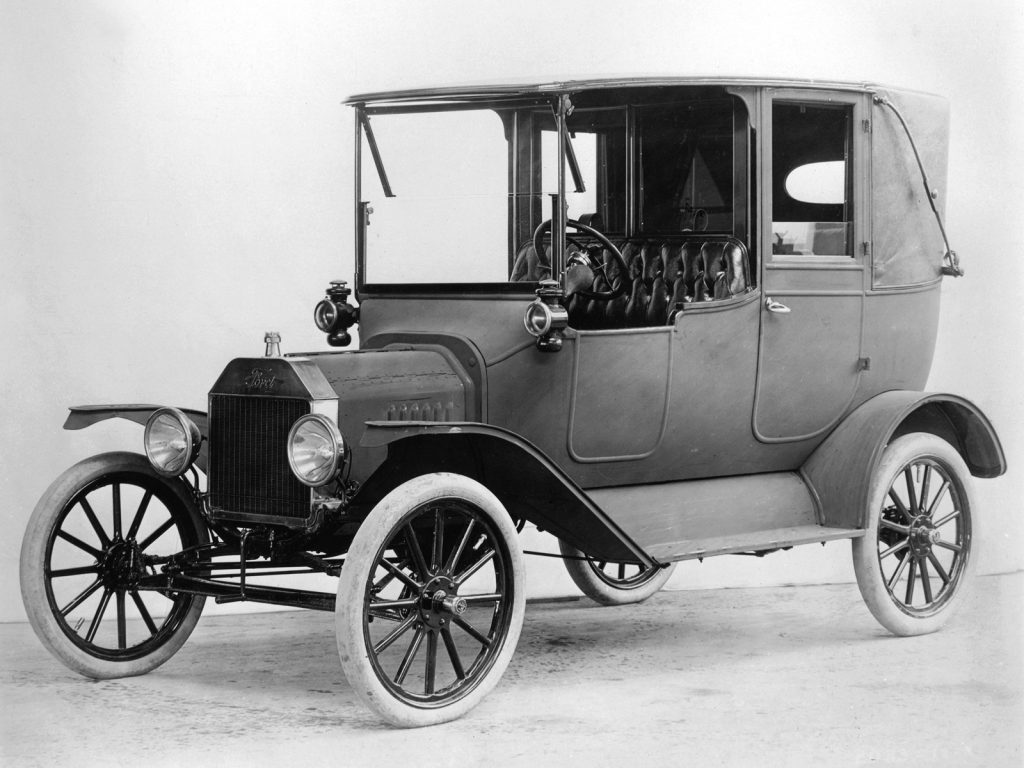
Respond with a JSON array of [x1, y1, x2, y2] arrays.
[[20, 452, 208, 679], [335, 473, 526, 728], [558, 539, 676, 606], [852, 433, 978, 637]]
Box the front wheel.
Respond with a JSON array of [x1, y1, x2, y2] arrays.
[[335, 473, 525, 727], [20, 452, 209, 678], [558, 540, 676, 605], [852, 433, 977, 636]]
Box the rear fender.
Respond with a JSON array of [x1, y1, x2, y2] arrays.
[[802, 392, 1006, 529], [64, 405, 209, 474], [355, 422, 654, 566]]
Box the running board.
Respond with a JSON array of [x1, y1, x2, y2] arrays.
[[645, 524, 863, 563], [588, 471, 864, 564]]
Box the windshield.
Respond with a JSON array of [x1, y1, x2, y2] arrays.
[[360, 107, 512, 286]]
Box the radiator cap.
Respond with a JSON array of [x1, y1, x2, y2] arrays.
[[264, 331, 281, 358]]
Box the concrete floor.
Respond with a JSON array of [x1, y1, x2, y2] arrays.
[[2, 573, 1021, 767]]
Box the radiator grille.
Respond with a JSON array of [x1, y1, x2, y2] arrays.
[[208, 395, 310, 520]]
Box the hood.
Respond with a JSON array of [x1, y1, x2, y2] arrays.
[[311, 346, 470, 426], [210, 347, 472, 484], [211, 347, 470, 419]]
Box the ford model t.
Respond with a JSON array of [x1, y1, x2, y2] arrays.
[[20, 77, 1006, 727]]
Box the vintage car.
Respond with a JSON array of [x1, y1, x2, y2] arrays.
[[20, 77, 1006, 727]]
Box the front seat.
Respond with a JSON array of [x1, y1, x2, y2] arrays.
[[510, 242, 551, 282]]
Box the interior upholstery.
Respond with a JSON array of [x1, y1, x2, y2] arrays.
[[510, 241, 552, 283], [514, 237, 752, 329]]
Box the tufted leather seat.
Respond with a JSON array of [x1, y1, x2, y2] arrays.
[[619, 238, 751, 326], [514, 236, 751, 329], [698, 241, 750, 300], [679, 242, 704, 301]]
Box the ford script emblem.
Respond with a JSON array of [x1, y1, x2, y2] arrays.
[[243, 368, 278, 393]]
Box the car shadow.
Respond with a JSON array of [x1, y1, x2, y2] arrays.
[[148, 583, 875, 724]]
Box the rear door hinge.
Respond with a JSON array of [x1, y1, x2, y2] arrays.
[[862, 119, 871, 133], [861, 241, 871, 257]]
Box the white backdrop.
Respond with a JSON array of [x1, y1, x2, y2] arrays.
[[2, 0, 1022, 623]]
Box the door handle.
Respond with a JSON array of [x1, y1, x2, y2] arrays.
[[765, 297, 791, 314]]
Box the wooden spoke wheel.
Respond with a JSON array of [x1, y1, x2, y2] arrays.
[[559, 540, 675, 605], [853, 433, 976, 636], [336, 473, 525, 727], [20, 452, 208, 678]]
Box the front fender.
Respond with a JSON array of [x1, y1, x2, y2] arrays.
[[64, 404, 209, 474], [355, 421, 654, 565], [802, 391, 1006, 529]]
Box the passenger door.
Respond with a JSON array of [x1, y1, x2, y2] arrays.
[[754, 89, 871, 442]]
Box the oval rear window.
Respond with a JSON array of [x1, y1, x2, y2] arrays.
[[785, 161, 846, 204]]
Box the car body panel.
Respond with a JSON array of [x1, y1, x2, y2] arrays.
[[357, 421, 654, 565], [802, 391, 1006, 529], [870, 88, 950, 289], [344, 76, 927, 106], [588, 471, 861, 562], [63, 404, 210, 473]]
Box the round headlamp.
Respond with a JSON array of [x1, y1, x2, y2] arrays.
[[287, 414, 347, 487], [144, 408, 202, 477]]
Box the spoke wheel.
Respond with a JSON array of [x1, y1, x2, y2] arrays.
[[20, 452, 208, 677], [853, 433, 976, 636], [336, 473, 525, 727], [558, 540, 675, 605]]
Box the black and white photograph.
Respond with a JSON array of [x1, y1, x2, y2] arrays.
[[2, 0, 1022, 765]]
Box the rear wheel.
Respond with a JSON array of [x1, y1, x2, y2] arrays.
[[852, 433, 976, 636], [559, 540, 675, 605], [336, 473, 525, 727], [20, 452, 208, 678]]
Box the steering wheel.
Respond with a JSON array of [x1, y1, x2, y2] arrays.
[[532, 218, 629, 301]]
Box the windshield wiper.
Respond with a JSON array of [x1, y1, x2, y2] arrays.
[[359, 110, 395, 198]]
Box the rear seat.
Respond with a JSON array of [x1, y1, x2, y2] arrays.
[[586, 238, 751, 329]]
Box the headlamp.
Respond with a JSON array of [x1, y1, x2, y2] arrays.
[[144, 408, 202, 477], [287, 414, 347, 487]]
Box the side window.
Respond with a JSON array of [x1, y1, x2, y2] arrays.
[[772, 102, 853, 256], [639, 101, 736, 234], [541, 130, 597, 221]]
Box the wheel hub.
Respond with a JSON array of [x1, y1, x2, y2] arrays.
[[418, 575, 466, 630], [431, 591, 468, 616], [100, 538, 145, 589], [908, 516, 940, 556]]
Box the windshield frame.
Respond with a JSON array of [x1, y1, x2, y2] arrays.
[[352, 95, 570, 298]]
